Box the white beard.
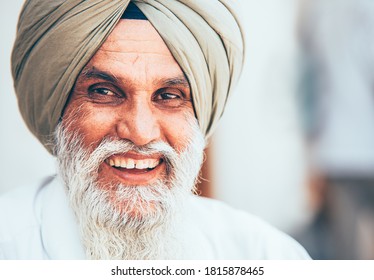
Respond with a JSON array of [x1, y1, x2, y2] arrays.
[[54, 118, 205, 260]]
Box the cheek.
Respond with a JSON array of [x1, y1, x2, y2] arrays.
[[160, 111, 196, 150], [64, 103, 117, 146]]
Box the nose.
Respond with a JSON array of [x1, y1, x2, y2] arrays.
[[116, 99, 161, 146]]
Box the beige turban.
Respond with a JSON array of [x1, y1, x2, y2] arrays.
[[12, 0, 245, 154]]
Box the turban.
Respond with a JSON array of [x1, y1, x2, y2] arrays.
[[12, 0, 245, 154]]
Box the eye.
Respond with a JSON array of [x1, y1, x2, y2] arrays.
[[90, 87, 115, 96], [153, 88, 189, 108], [87, 84, 124, 104], [158, 92, 180, 100]]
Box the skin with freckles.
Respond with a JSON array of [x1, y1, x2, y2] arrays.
[[63, 19, 195, 187]]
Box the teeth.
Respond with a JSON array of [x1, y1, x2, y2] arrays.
[[120, 161, 126, 168], [107, 157, 159, 169], [149, 160, 159, 168], [135, 161, 144, 169], [126, 159, 135, 169]]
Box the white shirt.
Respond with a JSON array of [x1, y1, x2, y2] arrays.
[[0, 176, 310, 259]]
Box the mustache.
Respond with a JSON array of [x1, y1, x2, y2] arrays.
[[55, 128, 181, 179], [92, 138, 176, 161]]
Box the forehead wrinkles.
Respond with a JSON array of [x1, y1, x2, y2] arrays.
[[99, 20, 172, 55], [85, 53, 185, 87], [93, 48, 174, 62], [88, 24, 180, 71], [84, 57, 182, 89], [98, 40, 174, 58]]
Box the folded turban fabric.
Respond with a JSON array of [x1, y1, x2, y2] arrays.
[[12, 0, 245, 154]]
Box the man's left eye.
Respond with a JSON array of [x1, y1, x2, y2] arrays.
[[157, 92, 180, 100], [153, 89, 187, 108]]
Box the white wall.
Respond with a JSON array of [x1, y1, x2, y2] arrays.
[[213, 0, 311, 232], [0, 0, 311, 232]]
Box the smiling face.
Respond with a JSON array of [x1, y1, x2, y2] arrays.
[[63, 19, 196, 188], [58, 19, 205, 259]]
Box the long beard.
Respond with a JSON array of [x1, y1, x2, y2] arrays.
[[54, 119, 205, 260]]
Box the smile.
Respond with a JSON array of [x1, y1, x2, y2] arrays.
[[105, 156, 161, 170], [103, 153, 165, 185]]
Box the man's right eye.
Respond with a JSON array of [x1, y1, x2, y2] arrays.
[[90, 87, 115, 96], [86, 85, 124, 104]]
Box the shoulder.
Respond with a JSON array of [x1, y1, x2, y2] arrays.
[[188, 195, 311, 259], [0, 183, 40, 235]]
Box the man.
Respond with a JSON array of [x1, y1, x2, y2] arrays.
[[0, 0, 309, 259]]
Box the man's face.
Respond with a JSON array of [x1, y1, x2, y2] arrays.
[[58, 19, 204, 259], [63, 19, 195, 189]]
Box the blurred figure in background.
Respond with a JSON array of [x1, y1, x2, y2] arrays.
[[296, 0, 374, 259]]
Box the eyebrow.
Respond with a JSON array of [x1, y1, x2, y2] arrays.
[[160, 76, 190, 88], [80, 67, 119, 83], [80, 66, 190, 88]]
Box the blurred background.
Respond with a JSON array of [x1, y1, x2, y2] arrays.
[[1, 0, 373, 259]]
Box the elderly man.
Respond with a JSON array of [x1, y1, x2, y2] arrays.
[[0, 0, 309, 259]]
